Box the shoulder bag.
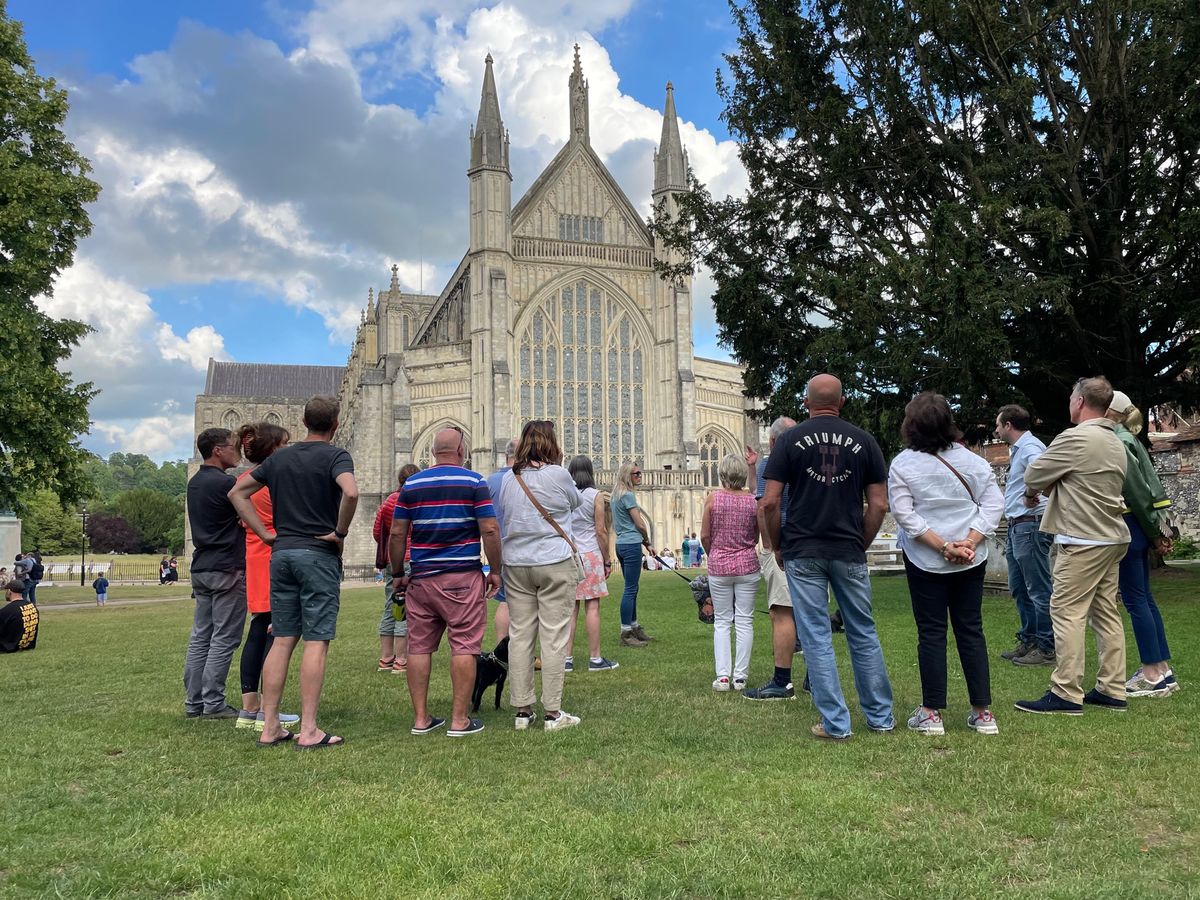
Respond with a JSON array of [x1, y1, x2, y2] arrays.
[[512, 468, 585, 584]]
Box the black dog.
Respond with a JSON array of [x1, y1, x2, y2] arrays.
[[470, 636, 509, 712]]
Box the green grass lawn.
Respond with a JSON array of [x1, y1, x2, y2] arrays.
[[3, 571, 1197, 898]]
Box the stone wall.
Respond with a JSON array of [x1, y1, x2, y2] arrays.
[[1153, 441, 1199, 538]]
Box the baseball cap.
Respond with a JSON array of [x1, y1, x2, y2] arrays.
[[1109, 390, 1134, 415]]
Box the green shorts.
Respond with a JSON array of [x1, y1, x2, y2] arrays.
[[269, 549, 342, 641]]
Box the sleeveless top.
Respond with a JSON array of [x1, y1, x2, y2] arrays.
[[707, 490, 760, 577], [568, 487, 601, 554]]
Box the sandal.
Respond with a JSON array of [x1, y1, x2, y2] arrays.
[[295, 733, 346, 750], [256, 732, 294, 748], [392, 658, 408, 673], [377, 656, 396, 671]]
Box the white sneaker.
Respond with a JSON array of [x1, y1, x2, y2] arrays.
[[544, 710, 581, 731], [514, 712, 535, 731], [967, 709, 999, 735], [907, 706, 945, 736], [732, 677, 747, 691], [712, 676, 731, 692]]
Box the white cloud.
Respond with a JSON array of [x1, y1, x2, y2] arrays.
[[92, 413, 197, 458], [156, 324, 229, 372]]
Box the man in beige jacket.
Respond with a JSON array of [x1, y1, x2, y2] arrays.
[[1015, 377, 1130, 716]]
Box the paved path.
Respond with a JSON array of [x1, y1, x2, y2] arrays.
[[39, 596, 192, 612]]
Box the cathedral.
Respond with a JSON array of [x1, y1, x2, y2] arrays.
[[191, 49, 758, 569]]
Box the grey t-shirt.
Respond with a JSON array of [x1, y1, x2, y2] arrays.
[[252, 441, 354, 554]]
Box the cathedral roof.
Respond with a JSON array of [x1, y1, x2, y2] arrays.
[[203, 360, 345, 399]]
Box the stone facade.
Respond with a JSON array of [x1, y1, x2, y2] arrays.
[[191, 48, 759, 569]]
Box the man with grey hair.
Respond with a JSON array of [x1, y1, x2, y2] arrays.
[[743, 416, 799, 701], [485, 437, 519, 640]]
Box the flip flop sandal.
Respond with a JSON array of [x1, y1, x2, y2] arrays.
[[378, 657, 396, 671], [295, 733, 346, 750], [256, 732, 294, 748]]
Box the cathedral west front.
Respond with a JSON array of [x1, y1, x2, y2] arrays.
[[191, 48, 759, 569]]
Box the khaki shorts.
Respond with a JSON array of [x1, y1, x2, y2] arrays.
[[758, 549, 792, 609]]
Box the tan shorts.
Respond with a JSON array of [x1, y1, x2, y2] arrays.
[[758, 549, 792, 609]]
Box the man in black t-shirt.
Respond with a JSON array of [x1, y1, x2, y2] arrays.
[[183, 427, 247, 719], [762, 374, 894, 740], [0, 580, 38, 652], [230, 395, 358, 749]]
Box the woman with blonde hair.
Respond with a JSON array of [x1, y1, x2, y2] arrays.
[[498, 420, 583, 731], [612, 460, 654, 647], [701, 453, 760, 691], [1106, 391, 1179, 697], [565, 455, 618, 673]]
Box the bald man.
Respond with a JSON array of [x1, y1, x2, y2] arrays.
[[762, 374, 894, 740], [391, 426, 502, 738]]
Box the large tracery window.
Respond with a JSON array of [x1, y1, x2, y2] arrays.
[[699, 429, 737, 487], [518, 280, 646, 471]]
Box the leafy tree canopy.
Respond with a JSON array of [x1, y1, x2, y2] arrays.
[[0, 1, 100, 510], [653, 0, 1200, 445], [113, 488, 184, 554]]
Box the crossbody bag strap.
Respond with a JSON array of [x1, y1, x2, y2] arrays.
[[932, 452, 976, 504], [512, 469, 579, 556]]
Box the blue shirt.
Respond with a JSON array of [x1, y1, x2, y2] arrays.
[[394, 465, 496, 579], [755, 454, 788, 525], [485, 468, 509, 536], [1004, 431, 1048, 520], [613, 491, 643, 545]]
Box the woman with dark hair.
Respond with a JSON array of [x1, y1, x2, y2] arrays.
[[565, 455, 618, 673], [497, 420, 583, 730], [234, 422, 300, 733], [887, 392, 1004, 736]]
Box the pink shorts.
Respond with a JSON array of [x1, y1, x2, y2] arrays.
[[576, 549, 609, 600], [405, 569, 487, 656]]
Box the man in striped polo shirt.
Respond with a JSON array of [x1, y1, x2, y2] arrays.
[[390, 427, 502, 738]]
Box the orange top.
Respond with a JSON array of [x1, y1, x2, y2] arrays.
[[238, 470, 274, 614]]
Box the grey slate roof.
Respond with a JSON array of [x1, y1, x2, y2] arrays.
[[203, 360, 345, 399]]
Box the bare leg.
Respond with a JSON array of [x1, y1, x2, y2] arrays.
[[449, 653, 477, 730], [258, 636, 298, 742], [394, 634, 408, 663], [406, 652, 433, 728], [493, 602, 510, 641], [379, 634, 395, 661], [585, 598, 601, 659], [240, 690, 261, 713], [296, 640, 331, 745], [771, 607, 797, 667]]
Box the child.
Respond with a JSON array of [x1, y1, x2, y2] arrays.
[[92, 574, 109, 606]]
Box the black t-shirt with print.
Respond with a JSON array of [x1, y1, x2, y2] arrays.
[[0, 597, 39, 652], [762, 416, 887, 563], [252, 440, 354, 554]]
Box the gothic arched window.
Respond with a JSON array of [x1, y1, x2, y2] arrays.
[[518, 280, 646, 471], [222, 409, 241, 430], [414, 423, 470, 470], [699, 429, 736, 487], [265, 412, 282, 427]]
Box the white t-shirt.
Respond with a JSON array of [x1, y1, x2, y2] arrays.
[[569, 487, 602, 554], [498, 465, 581, 566]]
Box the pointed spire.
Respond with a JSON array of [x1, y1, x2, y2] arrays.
[[366, 287, 375, 318], [470, 53, 509, 173], [568, 43, 589, 145], [654, 81, 687, 194], [390, 263, 400, 293]]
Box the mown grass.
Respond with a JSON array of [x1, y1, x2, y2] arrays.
[[3, 570, 1198, 898]]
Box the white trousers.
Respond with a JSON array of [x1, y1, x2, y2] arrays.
[[709, 572, 758, 680]]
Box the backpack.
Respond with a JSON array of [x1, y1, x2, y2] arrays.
[[30, 562, 44, 580]]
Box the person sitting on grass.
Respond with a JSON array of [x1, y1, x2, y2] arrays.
[[0, 580, 38, 653], [92, 574, 109, 607]]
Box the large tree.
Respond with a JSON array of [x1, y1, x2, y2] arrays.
[[0, 2, 99, 510], [654, 0, 1200, 443]]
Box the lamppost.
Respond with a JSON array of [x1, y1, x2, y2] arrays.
[[79, 504, 88, 587]]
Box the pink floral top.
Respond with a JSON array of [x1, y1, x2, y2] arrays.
[[707, 490, 760, 577]]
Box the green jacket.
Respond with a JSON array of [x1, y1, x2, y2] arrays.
[[1114, 424, 1172, 541]]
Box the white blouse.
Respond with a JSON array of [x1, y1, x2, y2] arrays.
[[887, 445, 1004, 574], [497, 465, 581, 566]]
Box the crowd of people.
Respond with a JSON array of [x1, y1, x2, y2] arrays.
[[174, 372, 1179, 744]]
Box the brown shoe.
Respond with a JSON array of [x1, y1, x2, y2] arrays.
[[810, 723, 851, 741], [1001, 641, 1032, 661], [631, 624, 653, 643], [619, 631, 647, 648], [1012, 647, 1056, 667]]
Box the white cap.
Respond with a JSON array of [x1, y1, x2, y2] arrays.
[[1109, 390, 1134, 415]]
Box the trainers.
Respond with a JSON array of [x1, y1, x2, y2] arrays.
[[200, 705, 239, 720], [564, 657, 574, 673], [1084, 688, 1128, 710], [811, 723, 851, 741], [619, 631, 647, 648], [514, 711, 536, 731], [391, 658, 407, 674], [732, 677, 747, 691], [1012, 647, 1056, 667], [967, 709, 999, 734], [1014, 691, 1083, 716], [588, 657, 619, 672], [867, 718, 896, 733], [1164, 670, 1181, 693], [544, 710, 581, 731], [631, 624, 653, 643], [1001, 640, 1033, 661], [742, 680, 795, 701], [236, 709, 258, 729], [237, 710, 300, 731], [410, 716, 446, 735], [907, 706, 945, 735], [1125, 675, 1171, 699], [1125, 667, 1145, 690], [447, 718, 485, 737], [377, 656, 395, 672], [712, 676, 731, 692]]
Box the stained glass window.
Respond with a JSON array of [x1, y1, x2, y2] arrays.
[[518, 279, 648, 469]]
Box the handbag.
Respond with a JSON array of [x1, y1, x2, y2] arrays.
[[511, 468, 586, 584]]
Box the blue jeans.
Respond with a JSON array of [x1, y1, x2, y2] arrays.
[[616, 542, 643, 627], [1007, 521, 1054, 651], [785, 557, 893, 737], [1119, 514, 1170, 666]]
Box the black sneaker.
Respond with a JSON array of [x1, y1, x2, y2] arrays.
[[1083, 688, 1128, 711], [1014, 691, 1083, 716], [447, 718, 485, 737], [200, 705, 239, 720], [742, 680, 795, 701]]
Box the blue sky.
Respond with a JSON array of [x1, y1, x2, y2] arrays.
[[14, 0, 747, 460]]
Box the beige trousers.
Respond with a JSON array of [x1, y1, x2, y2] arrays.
[[1049, 543, 1128, 704], [506, 558, 578, 712]]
